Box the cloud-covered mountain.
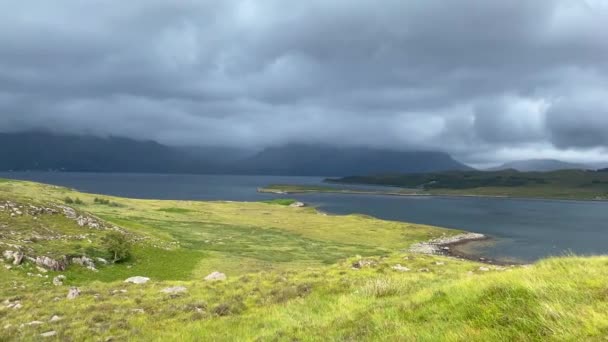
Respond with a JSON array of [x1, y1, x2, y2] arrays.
[[237, 144, 473, 176], [0, 132, 471, 176]]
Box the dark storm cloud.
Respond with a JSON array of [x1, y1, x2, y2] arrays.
[[1, 0, 607, 165]]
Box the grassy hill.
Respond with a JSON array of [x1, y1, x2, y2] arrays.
[[1, 179, 608, 340]]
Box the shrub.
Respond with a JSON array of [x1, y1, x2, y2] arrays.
[[102, 232, 131, 263], [95, 197, 122, 207], [64, 197, 74, 204]]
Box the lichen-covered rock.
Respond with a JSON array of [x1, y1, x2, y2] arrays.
[[36, 256, 67, 271], [2, 250, 14, 261], [12, 251, 24, 265], [71, 256, 96, 270], [67, 287, 80, 300]]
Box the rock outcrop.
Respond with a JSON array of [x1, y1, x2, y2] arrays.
[[36, 256, 67, 271], [71, 256, 96, 271]]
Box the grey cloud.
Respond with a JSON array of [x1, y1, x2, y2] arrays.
[[0, 0, 607, 166]]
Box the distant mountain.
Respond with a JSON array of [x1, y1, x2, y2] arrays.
[[488, 159, 588, 172], [0, 132, 472, 176], [0, 131, 211, 173], [236, 144, 473, 176]]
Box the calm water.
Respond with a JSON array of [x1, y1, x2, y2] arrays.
[[2, 172, 608, 263]]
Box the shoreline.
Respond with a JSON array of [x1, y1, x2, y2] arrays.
[[258, 186, 608, 203], [409, 233, 520, 265]]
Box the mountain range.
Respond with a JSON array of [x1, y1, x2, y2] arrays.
[[0, 131, 471, 176]]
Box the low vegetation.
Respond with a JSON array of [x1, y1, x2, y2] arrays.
[[328, 169, 608, 200], [261, 198, 298, 206], [1, 178, 608, 340]]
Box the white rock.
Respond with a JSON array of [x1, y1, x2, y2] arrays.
[[41, 331, 57, 338], [124, 276, 150, 284], [289, 201, 306, 208], [479, 267, 490, 272], [96, 257, 109, 265], [67, 287, 81, 299], [49, 315, 62, 322], [204, 271, 226, 281], [160, 286, 188, 294], [391, 264, 411, 272], [25, 320, 45, 326]]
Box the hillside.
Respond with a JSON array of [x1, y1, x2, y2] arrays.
[[1, 179, 608, 340], [238, 144, 473, 176], [329, 169, 608, 200], [0, 131, 214, 173], [489, 159, 588, 172], [0, 132, 472, 176]]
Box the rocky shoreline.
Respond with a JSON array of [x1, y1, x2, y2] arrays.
[[409, 233, 516, 265]]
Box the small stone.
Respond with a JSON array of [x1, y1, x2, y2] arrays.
[[351, 259, 377, 269], [13, 303, 22, 310], [26, 320, 45, 326], [53, 275, 66, 286], [391, 264, 411, 272], [160, 286, 188, 295], [418, 268, 430, 273], [67, 287, 81, 299], [479, 267, 490, 272], [204, 271, 227, 281], [41, 331, 57, 338], [49, 315, 62, 322], [124, 276, 150, 284], [289, 201, 306, 208], [435, 262, 445, 266], [96, 257, 109, 265]]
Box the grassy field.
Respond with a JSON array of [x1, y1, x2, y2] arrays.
[[327, 169, 608, 200], [2, 178, 608, 341]]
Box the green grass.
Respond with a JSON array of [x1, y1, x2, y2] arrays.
[[1, 178, 608, 341], [261, 198, 298, 206]]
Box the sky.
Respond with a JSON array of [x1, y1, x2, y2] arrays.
[[0, 0, 607, 167]]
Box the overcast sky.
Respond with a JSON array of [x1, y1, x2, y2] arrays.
[[1, 1, 607, 166]]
